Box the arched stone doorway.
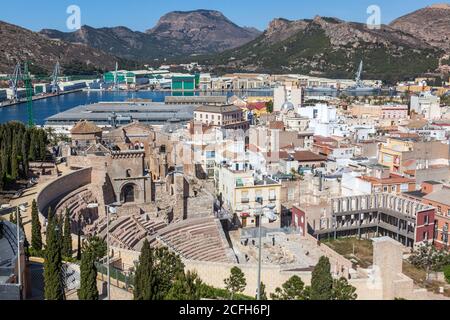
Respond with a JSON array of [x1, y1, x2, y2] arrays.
[[121, 184, 136, 203]]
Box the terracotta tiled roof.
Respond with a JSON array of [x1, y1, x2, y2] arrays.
[[360, 174, 415, 185], [70, 121, 102, 134], [293, 151, 327, 162], [269, 121, 285, 130]]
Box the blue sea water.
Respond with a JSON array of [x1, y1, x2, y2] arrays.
[[0, 91, 246, 125]]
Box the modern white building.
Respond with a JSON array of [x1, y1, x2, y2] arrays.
[[410, 92, 441, 120], [274, 85, 303, 112]]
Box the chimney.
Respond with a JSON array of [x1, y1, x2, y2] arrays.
[[421, 181, 443, 195]]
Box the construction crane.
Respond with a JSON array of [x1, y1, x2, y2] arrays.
[[9, 62, 22, 101], [51, 61, 61, 94], [23, 62, 34, 127]]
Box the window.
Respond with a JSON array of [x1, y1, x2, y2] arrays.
[[443, 223, 449, 244], [424, 215, 429, 225], [241, 191, 249, 203], [269, 189, 276, 201], [383, 186, 388, 192], [288, 188, 295, 201]]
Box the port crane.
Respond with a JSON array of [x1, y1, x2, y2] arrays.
[[113, 61, 119, 91], [23, 62, 34, 127], [9, 62, 23, 101], [355, 60, 364, 88], [51, 61, 61, 94]]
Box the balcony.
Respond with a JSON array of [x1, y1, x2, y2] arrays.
[[241, 198, 250, 204]]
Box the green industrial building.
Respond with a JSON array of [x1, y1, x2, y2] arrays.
[[171, 75, 199, 93], [103, 70, 152, 85]]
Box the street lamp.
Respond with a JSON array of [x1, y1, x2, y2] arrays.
[[105, 202, 121, 301], [254, 202, 275, 301], [16, 203, 26, 299]]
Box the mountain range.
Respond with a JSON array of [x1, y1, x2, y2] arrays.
[[1, 5, 450, 81], [39, 10, 261, 62]]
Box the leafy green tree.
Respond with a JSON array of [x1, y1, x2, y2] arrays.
[[31, 199, 42, 252], [9, 212, 16, 224], [83, 236, 107, 261], [78, 245, 99, 300], [62, 208, 72, 258], [270, 275, 308, 300], [166, 271, 202, 300], [409, 243, 450, 280], [133, 243, 184, 300], [153, 247, 184, 298], [266, 100, 274, 113], [224, 267, 247, 300], [332, 277, 357, 300], [444, 265, 450, 284], [43, 209, 64, 300], [310, 256, 333, 300]]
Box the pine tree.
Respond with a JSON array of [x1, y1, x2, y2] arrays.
[[332, 277, 357, 300], [43, 208, 64, 300], [310, 256, 333, 300], [166, 271, 202, 300], [224, 267, 246, 300], [153, 247, 184, 299], [78, 247, 99, 300], [31, 200, 42, 252], [270, 275, 308, 300], [62, 208, 72, 258], [133, 239, 157, 300]]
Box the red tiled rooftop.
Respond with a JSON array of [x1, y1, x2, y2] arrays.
[[293, 151, 327, 162], [359, 174, 415, 185]]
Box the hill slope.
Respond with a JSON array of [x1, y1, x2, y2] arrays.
[[0, 20, 119, 74], [200, 16, 443, 81], [390, 4, 450, 51]]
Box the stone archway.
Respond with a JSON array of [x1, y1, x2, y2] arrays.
[[121, 183, 136, 203]]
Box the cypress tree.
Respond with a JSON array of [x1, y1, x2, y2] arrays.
[[76, 224, 82, 261], [134, 239, 157, 300], [44, 208, 64, 300], [62, 208, 72, 258], [310, 256, 333, 300], [31, 200, 42, 252], [10, 146, 18, 180], [78, 248, 99, 300]]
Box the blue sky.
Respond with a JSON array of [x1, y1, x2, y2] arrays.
[[0, 0, 446, 32]]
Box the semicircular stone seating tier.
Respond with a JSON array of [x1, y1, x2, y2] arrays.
[[150, 217, 233, 263]]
